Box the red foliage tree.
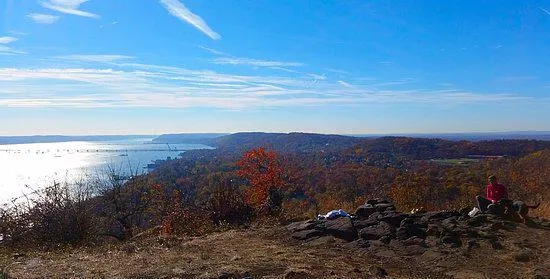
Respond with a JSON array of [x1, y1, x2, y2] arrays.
[[236, 147, 285, 211]]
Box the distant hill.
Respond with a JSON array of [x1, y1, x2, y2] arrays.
[[151, 132, 364, 153], [163, 132, 550, 158], [350, 131, 550, 141], [152, 133, 227, 144], [347, 136, 550, 162], [208, 132, 364, 153], [0, 135, 152, 145]]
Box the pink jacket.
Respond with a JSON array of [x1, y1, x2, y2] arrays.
[[485, 183, 508, 203]]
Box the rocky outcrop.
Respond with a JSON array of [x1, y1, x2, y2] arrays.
[[287, 198, 550, 253]]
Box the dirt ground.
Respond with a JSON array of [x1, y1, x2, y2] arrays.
[[1, 223, 550, 279]]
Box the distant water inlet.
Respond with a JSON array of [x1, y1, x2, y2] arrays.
[[0, 139, 212, 204]]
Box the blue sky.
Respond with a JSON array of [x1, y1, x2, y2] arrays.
[[1, 0, 550, 135]]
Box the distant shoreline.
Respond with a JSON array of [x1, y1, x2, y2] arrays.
[[2, 131, 550, 145], [0, 135, 154, 145]]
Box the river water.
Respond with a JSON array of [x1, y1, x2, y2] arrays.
[[0, 138, 212, 204]]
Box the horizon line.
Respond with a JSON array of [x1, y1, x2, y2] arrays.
[[2, 130, 550, 138]]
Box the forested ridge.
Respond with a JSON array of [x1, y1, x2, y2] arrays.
[[152, 133, 550, 222]]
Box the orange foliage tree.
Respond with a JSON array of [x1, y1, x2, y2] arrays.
[[236, 147, 286, 212]]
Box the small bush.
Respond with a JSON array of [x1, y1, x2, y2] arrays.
[[0, 180, 99, 248], [207, 182, 253, 226]]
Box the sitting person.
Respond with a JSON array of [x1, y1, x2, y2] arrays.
[[476, 175, 508, 214]]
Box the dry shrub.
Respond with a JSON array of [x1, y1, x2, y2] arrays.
[[0, 181, 99, 248], [96, 172, 158, 241], [280, 199, 315, 221], [207, 182, 253, 226], [162, 207, 214, 236]]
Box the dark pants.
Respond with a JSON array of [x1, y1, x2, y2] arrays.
[[476, 195, 492, 212]]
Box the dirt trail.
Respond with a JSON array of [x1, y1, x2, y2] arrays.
[[2, 223, 550, 279]]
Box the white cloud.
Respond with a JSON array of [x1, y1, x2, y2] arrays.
[[0, 37, 25, 55], [212, 57, 304, 67], [0, 46, 26, 55], [54, 54, 134, 63], [326, 68, 350, 75], [0, 62, 530, 109], [159, 0, 220, 40], [197, 45, 226, 56], [40, 0, 99, 18], [27, 13, 61, 24], [0, 36, 18, 44], [338, 80, 352, 88]]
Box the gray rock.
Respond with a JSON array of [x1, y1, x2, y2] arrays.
[[360, 221, 395, 240], [442, 216, 458, 231], [439, 232, 462, 247], [370, 211, 407, 227], [426, 224, 441, 237], [396, 223, 426, 240], [374, 203, 396, 212], [286, 220, 317, 232], [355, 204, 376, 218], [324, 217, 357, 241], [291, 229, 325, 240], [352, 218, 380, 230], [466, 215, 487, 227]]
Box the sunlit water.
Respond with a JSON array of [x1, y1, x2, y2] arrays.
[[0, 138, 212, 204]]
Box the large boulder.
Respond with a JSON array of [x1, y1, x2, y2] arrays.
[[286, 220, 317, 232], [396, 219, 427, 240], [355, 204, 376, 218], [368, 211, 408, 227], [352, 218, 380, 230], [325, 217, 357, 241], [374, 203, 396, 212], [359, 221, 395, 240]]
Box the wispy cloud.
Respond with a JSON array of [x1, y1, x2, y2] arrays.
[[212, 57, 304, 67], [540, 7, 550, 16], [326, 68, 351, 75], [160, 0, 220, 40], [0, 36, 25, 55], [338, 80, 352, 88], [0, 46, 26, 55], [40, 0, 99, 18], [197, 45, 226, 56], [0, 60, 530, 110], [268, 66, 301, 73], [54, 54, 134, 63], [27, 13, 61, 24], [0, 36, 18, 44]]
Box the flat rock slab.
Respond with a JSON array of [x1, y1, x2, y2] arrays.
[[291, 229, 325, 240], [325, 217, 357, 241]]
